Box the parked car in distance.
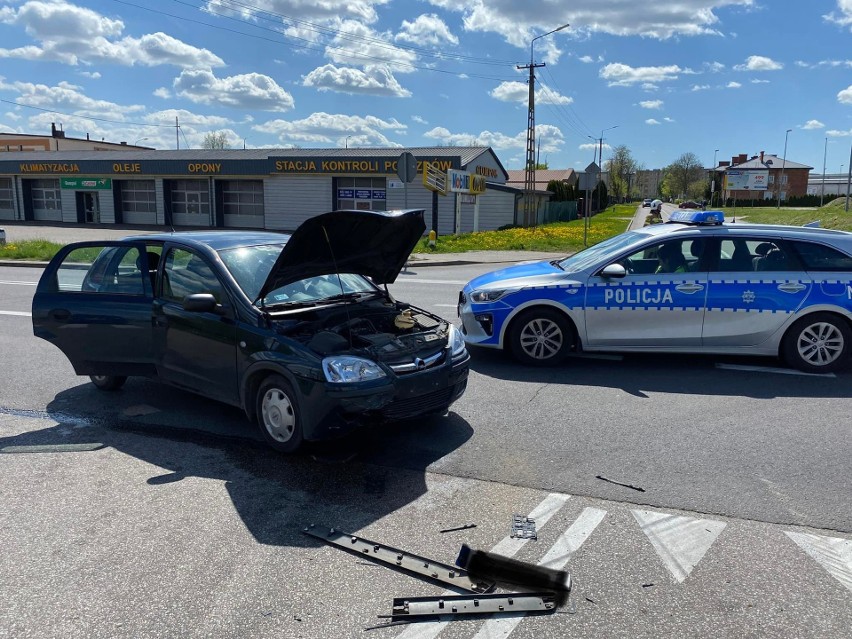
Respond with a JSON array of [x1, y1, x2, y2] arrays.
[[0, 227, 5, 245], [642, 199, 652, 208], [458, 210, 852, 373], [679, 201, 701, 209], [32, 209, 470, 453]]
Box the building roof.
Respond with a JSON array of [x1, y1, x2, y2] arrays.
[[726, 154, 813, 171], [505, 168, 576, 186]]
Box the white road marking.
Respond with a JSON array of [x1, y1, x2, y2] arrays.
[[715, 363, 836, 378], [0, 280, 38, 286], [0, 310, 31, 317], [394, 278, 467, 285], [434, 304, 457, 308], [785, 531, 852, 594], [394, 492, 570, 639], [632, 510, 726, 583], [471, 507, 607, 639]]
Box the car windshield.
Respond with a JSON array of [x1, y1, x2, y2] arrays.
[[557, 231, 644, 273], [218, 243, 377, 306]]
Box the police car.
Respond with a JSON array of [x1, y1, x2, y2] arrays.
[[458, 210, 852, 372]]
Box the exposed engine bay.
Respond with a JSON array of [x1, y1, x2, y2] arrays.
[[272, 298, 451, 364]]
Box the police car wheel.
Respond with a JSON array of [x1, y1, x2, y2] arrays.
[[509, 309, 573, 366], [782, 313, 851, 373], [89, 375, 127, 391]]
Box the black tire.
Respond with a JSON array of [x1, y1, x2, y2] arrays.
[[781, 313, 852, 373], [89, 375, 127, 391], [255, 375, 304, 453], [508, 308, 574, 366]]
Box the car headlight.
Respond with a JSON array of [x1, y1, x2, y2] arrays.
[[448, 324, 467, 359], [470, 288, 515, 303], [322, 356, 386, 383]]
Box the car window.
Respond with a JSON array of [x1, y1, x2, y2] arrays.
[[264, 273, 376, 305], [162, 248, 223, 303], [57, 245, 145, 295], [716, 239, 802, 272], [218, 243, 284, 300], [790, 241, 852, 271], [557, 231, 643, 273], [619, 239, 692, 275]]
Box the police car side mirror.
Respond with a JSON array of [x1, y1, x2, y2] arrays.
[[600, 264, 627, 279]]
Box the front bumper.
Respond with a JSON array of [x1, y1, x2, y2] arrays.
[[301, 351, 470, 440], [458, 289, 510, 348]]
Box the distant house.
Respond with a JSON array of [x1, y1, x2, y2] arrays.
[[506, 168, 577, 192], [714, 152, 812, 202], [0, 123, 153, 153]]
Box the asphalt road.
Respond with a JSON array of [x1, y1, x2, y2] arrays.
[[1, 260, 851, 638]]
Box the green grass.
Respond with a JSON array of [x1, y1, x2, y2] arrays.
[[412, 203, 637, 254], [0, 239, 64, 261], [718, 198, 851, 231]]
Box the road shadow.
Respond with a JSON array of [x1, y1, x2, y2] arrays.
[[467, 346, 851, 400], [2, 381, 473, 549]]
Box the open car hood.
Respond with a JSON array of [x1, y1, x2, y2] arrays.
[[257, 209, 426, 302]]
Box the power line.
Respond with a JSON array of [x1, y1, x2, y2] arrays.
[[542, 67, 593, 137], [0, 98, 179, 127]]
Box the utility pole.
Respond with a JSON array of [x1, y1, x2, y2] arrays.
[[846, 142, 852, 212], [776, 128, 791, 209], [176, 116, 179, 150], [820, 137, 827, 207]]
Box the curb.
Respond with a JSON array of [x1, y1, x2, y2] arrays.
[[0, 260, 50, 268]]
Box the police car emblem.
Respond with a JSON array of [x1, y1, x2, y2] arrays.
[[742, 290, 756, 304]]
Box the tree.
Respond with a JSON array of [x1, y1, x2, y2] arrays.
[[546, 179, 572, 201], [202, 131, 229, 149], [604, 145, 639, 202], [664, 152, 704, 200]]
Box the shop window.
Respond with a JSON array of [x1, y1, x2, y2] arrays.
[[336, 177, 386, 211], [0, 178, 12, 211], [222, 180, 264, 216]]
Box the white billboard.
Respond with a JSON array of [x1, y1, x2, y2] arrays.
[[724, 169, 769, 191]]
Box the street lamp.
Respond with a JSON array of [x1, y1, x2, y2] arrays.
[[134, 137, 148, 146], [345, 135, 352, 149], [710, 149, 719, 206], [776, 128, 792, 209], [597, 125, 617, 210], [821, 137, 828, 207]]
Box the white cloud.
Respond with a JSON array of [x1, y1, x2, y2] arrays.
[[5, 112, 22, 121], [302, 64, 411, 97], [395, 14, 458, 46], [0, 77, 146, 117], [795, 59, 852, 69], [326, 20, 418, 72], [424, 123, 565, 153], [704, 61, 725, 72], [639, 99, 663, 109], [253, 112, 407, 147], [727, 81, 742, 88], [578, 55, 595, 63], [646, 118, 661, 125], [412, 115, 428, 124], [691, 84, 711, 91], [823, 0, 852, 28], [733, 55, 783, 71], [153, 87, 171, 99], [802, 120, 825, 129], [751, 79, 770, 84], [173, 70, 296, 111], [204, 0, 389, 24], [838, 85, 852, 104], [600, 63, 683, 86], [0, 1, 224, 68], [579, 142, 610, 152], [489, 81, 572, 105], [663, 117, 675, 122], [78, 71, 101, 79], [827, 128, 852, 137]]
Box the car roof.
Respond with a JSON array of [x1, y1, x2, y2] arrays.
[[122, 230, 291, 250], [633, 221, 852, 249]]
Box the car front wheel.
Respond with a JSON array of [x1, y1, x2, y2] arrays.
[[89, 375, 127, 391], [782, 313, 851, 373], [509, 308, 574, 366], [256, 375, 304, 453]]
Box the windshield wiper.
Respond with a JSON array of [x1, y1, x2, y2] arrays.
[[550, 259, 565, 270], [261, 299, 321, 310], [317, 291, 382, 304]]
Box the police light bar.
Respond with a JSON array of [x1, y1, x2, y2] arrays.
[[668, 210, 725, 225]]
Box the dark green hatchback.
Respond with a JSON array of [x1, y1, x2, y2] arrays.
[[31, 209, 469, 452]]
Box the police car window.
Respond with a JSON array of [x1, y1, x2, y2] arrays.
[[557, 231, 643, 273], [790, 241, 852, 271], [620, 240, 690, 275], [57, 245, 145, 295], [717, 239, 802, 272]]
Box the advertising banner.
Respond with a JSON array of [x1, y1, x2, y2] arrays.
[[724, 169, 769, 191]]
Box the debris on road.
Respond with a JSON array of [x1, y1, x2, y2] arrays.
[[510, 514, 537, 539], [440, 523, 477, 533], [387, 592, 557, 620], [595, 474, 646, 492]]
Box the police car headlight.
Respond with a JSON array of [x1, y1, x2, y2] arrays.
[[448, 324, 467, 359], [322, 356, 386, 383], [470, 288, 515, 303]]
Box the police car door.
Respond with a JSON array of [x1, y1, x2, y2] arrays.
[[584, 238, 708, 348], [703, 237, 812, 347]]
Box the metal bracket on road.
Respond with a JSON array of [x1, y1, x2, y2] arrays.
[[510, 514, 537, 540], [302, 525, 495, 593], [388, 592, 557, 619]]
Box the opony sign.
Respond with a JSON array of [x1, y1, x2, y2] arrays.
[[724, 169, 769, 191]]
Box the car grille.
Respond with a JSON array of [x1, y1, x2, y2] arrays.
[[388, 350, 445, 374], [381, 387, 455, 420]]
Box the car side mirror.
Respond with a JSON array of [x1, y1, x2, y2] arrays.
[[182, 293, 223, 314], [600, 263, 627, 279]]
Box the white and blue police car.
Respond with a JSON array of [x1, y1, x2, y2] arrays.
[[458, 210, 852, 372]]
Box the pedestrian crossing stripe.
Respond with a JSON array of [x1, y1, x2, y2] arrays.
[[785, 531, 852, 594]]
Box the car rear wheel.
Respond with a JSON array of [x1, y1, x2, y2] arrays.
[[256, 375, 304, 453], [509, 308, 574, 366], [782, 313, 851, 373], [89, 375, 127, 391]]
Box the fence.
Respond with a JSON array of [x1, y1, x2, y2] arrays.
[[540, 201, 578, 224]]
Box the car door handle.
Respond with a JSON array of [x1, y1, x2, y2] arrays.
[[153, 316, 168, 327], [675, 283, 704, 294], [50, 309, 71, 321], [777, 283, 807, 294]]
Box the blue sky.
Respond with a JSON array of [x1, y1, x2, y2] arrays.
[[0, 0, 850, 174]]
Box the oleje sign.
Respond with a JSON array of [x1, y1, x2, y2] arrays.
[[60, 177, 112, 190]]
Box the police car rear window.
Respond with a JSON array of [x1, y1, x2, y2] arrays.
[[791, 241, 852, 271]]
